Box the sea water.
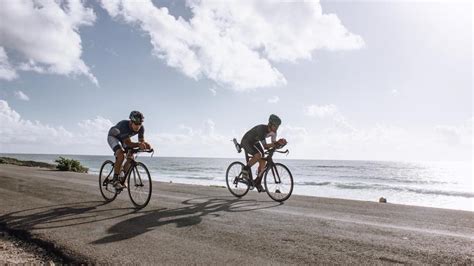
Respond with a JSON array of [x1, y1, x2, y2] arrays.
[[2, 153, 472, 211]]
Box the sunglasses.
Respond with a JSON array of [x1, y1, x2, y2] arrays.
[[132, 121, 142, 126]]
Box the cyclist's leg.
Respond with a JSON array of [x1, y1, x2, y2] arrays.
[[108, 136, 126, 189], [241, 142, 260, 182], [241, 141, 262, 168], [114, 149, 125, 177], [108, 136, 124, 177], [254, 143, 266, 186]]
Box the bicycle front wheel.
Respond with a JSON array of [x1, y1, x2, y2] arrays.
[[226, 161, 250, 198], [127, 162, 152, 208], [264, 163, 293, 202], [99, 160, 117, 202]]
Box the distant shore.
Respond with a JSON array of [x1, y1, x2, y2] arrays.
[[0, 157, 56, 169]]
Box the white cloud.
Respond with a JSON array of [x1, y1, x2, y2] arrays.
[[100, 0, 364, 90], [14, 91, 30, 101], [209, 86, 217, 96], [305, 104, 338, 118], [268, 96, 280, 104], [435, 119, 473, 146], [0, 0, 98, 85], [0, 99, 113, 154], [289, 116, 472, 161], [279, 125, 308, 144], [391, 89, 399, 95], [0, 100, 232, 156], [0, 47, 17, 81], [149, 118, 231, 157], [77, 116, 114, 144], [0, 100, 73, 146], [331, 115, 355, 133], [1, 98, 471, 161]]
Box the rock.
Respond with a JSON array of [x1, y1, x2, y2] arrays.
[[379, 197, 387, 203]]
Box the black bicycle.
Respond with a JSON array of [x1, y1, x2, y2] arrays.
[[99, 148, 154, 208], [226, 139, 294, 202]]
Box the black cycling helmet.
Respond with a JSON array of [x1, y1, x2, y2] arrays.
[[129, 110, 144, 124], [268, 114, 281, 126]]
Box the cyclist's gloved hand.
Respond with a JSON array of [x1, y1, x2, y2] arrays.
[[277, 138, 287, 147], [139, 142, 147, 150], [144, 142, 152, 150]]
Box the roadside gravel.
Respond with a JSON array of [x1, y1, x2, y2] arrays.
[[0, 230, 61, 265]]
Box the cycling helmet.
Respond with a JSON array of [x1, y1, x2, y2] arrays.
[[129, 110, 144, 124], [268, 114, 281, 126]]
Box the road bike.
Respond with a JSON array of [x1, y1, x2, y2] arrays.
[[99, 148, 154, 208], [226, 139, 293, 202]]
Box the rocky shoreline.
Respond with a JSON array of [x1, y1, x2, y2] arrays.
[[0, 157, 56, 169]]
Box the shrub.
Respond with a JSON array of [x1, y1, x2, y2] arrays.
[[55, 157, 88, 173]]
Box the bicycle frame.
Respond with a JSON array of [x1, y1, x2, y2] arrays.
[[243, 146, 288, 184], [122, 148, 153, 186], [102, 158, 138, 185], [123, 160, 138, 183]]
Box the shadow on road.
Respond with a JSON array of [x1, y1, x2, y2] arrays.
[[0, 201, 139, 231], [0, 197, 281, 245], [91, 197, 281, 244]]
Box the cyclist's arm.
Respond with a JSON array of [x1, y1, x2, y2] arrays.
[[138, 126, 145, 142], [137, 127, 151, 149], [123, 137, 143, 148], [263, 143, 274, 149], [138, 138, 152, 149]]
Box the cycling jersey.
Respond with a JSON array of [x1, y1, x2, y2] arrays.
[[108, 120, 144, 142], [241, 124, 276, 146], [107, 120, 145, 152]]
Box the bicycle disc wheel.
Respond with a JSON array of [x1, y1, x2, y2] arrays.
[[128, 162, 152, 208], [226, 161, 250, 198], [264, 163, 293, 202], [99, 160, 117, 202]]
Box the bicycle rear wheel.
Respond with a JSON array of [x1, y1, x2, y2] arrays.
[[128, 162, 152, 208], [264, 163, 293, 202], [99, 160, 117, 202], [226, 161, 250, 198]]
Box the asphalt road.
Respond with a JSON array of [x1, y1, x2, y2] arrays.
[[0, 165, 473, 264]]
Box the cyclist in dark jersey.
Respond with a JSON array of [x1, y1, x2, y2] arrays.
[[107, 111, 152, 189], [240, 114, 287, 192]]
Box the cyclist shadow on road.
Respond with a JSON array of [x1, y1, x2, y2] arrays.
[[91, 197, 281, 245], [0, 201, 139, 231]]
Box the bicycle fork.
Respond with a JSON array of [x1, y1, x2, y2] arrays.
[[269, 166, 282, 184]]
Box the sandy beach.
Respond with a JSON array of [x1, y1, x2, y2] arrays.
[[0, 164, 473, 264]]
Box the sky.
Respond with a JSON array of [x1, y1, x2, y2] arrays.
[[0, 0, 472, 162]]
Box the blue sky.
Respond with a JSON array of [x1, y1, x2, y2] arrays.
[[0, 0, 472, 161]]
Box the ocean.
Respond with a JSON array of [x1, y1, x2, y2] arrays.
[[1, 153, 472, 212]]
